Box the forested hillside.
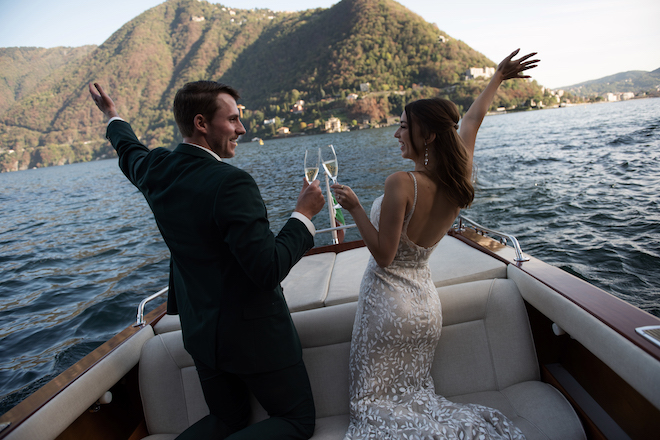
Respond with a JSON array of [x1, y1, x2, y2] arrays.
[[0, 0, 548, 172], [220, 0, 491, 106], [0, 46, 96, 116]]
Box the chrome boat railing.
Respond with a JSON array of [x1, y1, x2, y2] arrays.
[[454, 214, 529, 263], [316, 223, 358, 234], [134, 287, 168, 327]]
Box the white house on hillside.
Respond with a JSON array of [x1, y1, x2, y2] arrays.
[[325, 117, 342, 133], [465, 67, 495, 80]]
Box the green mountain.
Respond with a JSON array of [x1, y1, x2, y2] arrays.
[[0, 46, 96, 117], [561, 68, 660, 97], [219, 0, 491, 107], [0, 0, 546, 172]]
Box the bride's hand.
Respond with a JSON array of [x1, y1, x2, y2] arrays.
[[496, 49, 539, 81], [331, 184, 359, 212]]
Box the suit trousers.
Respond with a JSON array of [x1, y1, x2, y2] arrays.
[[175, 357, 316, 440]]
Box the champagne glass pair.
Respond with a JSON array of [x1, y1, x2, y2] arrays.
[[305, 145, 339, 208], [304, 145, 338, 185]]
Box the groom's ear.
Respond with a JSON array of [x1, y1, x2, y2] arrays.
[[193, 114, 207, 134]]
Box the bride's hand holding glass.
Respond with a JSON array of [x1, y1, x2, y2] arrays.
[[331, 183, 359, 212]]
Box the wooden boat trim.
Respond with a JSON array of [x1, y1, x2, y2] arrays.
[[0, 303, 168, 439], [450, 228, 660, 362], [305, 239, 365, 256]]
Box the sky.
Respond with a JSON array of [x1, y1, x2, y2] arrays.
[[0, 0, 658, 89]]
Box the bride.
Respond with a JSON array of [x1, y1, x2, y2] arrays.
[[332, 49, 539, 439]]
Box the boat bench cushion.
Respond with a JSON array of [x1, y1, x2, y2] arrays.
[[319, 235, 508, 308], [139, 331, 207, 436], [152, 236, 507, 333], [152, 313, 181, 334], [139, 279, 584, 440], [281, 252, 336, 312]]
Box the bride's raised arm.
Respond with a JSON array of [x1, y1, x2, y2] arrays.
[[459, 49, 539, 164]]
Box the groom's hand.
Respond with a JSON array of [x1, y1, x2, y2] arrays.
[[89, 82, 120, 120], [295, 179, 325, 220]]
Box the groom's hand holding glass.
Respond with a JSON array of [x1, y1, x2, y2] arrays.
[[296, 178, 325, 221]]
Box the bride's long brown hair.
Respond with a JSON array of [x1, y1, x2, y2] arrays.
[[404, 98, 474, 208]]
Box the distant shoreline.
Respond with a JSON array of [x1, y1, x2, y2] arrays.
[[256, 96, 659, 142]]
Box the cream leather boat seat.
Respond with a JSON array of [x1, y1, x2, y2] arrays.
[[139, 278, 585, 439], [153, 235, 509, 335]]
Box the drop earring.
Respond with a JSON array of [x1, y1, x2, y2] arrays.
[[424, 142, 428, 166]]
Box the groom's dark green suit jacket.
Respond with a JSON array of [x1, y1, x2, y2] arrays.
[[107, 120, 314, 374]]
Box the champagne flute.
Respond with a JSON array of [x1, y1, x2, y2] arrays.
[[320, 145, 338, 184], [320, 144, 340, 208], [304, 148, 319, 183]]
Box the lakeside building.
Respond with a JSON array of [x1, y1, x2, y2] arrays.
[[291, 100, 304, 114], [605, 92, 636, 101], [325, 117, 342, 133], [465, 67, 495, 80]]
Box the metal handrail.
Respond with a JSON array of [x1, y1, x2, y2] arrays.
[[134, 287, 168, 327], [454, 215, 529, 263], [316, 223, 358, 234]]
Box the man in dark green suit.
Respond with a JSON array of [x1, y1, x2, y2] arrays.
[[89, 81, 325, 439]]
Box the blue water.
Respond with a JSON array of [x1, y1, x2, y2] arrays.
[[1, 97, 659, 414]]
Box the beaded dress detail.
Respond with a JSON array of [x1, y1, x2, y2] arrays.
[[344, 172, 525, 440]]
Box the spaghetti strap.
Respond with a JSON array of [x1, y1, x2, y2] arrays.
[[405, 171, 418, 221]]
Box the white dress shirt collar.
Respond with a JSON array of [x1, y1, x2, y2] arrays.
[[182, 142, 222, 162]]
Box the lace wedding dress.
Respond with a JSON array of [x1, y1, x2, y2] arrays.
[[344, 172, 525, 440]]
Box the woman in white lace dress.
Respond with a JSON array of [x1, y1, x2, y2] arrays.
[[332, 49, 539, 440]]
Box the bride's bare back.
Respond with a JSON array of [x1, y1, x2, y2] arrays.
[[404, 171, 461, 248]]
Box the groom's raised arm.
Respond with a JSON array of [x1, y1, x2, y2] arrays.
[[89, 82, 152, 188]]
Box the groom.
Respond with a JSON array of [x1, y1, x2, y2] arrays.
[[89, 81, 324, 439]]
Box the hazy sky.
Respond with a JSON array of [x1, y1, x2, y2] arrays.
[[0, 0, 658, 89]]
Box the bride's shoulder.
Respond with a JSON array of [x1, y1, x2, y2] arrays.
[[384, 172, 415, 200], [385, 171, 413, 185]]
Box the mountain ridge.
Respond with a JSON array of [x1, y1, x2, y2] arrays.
[[560, 68, 660, 96], [0, 0, 547, 172]]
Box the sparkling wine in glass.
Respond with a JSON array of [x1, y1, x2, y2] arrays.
[[304, 148, 320, 183], [320, 145, 338, 184], [320, 144, 340, 208]]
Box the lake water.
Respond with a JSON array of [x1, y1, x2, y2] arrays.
[[1, 97, 659, 414]]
